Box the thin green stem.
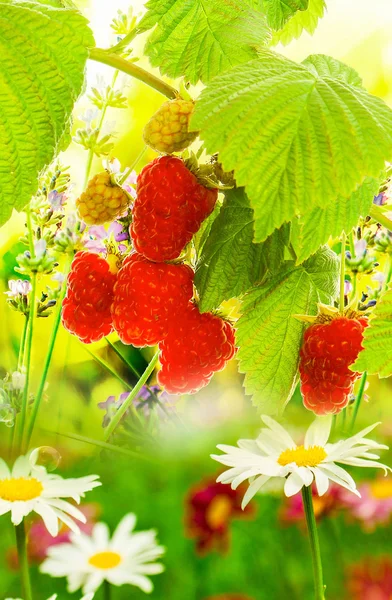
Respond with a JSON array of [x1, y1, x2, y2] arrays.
[[301, 486, 325, 600], [110, 27, 140, 54], [89, 48, 178, 99], [340, 233, 347, 313], [118, 146, 147, 185], [24, 254, 73, 451], [84, 70, 119, 188], [104, 350, 159, 441], [16, 272, 37, 453], [47, 430, 152, 460], [384, 253, 392, 290], [103, 579, 112, 600], [370, 204, 392, 231], [18, 317, 28, 371], [105, 337, 140, 378], [349, 372, 367, 434], [15, 522, 33, 600]]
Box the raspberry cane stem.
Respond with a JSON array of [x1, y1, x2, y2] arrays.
[[339, 232, 347, 313], [89, 49, 178, 100]]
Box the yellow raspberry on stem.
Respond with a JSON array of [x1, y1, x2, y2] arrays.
[[76, 172, 130, 225], [143, 98, 198, 154]]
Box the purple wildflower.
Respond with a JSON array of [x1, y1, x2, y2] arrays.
[[48, 190, 66, 211], [84, 221, 129, 254]]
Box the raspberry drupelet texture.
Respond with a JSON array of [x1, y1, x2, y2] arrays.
[[299, 315, 368, 415], [131, 156, 218, 262], [158, 303, 237, 394], [76, 172, 130, 225], [111, 253, 194, 347], [62, 251, 117, 343], [143, 98, 198, 154]]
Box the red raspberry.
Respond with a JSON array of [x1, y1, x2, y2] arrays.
[[158, 303, 237, 394], [62, 251, 116, 343], [299, 315, 368, 416], [131, 156, 218, 262], [111, 253, 194, 347]]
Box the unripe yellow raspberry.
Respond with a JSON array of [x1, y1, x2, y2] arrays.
[[76, 172, 130, 225], [143, 98, 198, 154]]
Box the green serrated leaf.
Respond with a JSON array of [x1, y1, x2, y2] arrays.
[[291, 177, 380, 264], [302, 54, 364, 87], [195, 188, 289, 312], [257, 0, 309, 30], [352, 286, 392, 377], [191, 51, 392, 243], [139, 0, 270, 85], [236, 246, 340, 413], [0, 1, 94, 226], [271, 0, 326, 45]]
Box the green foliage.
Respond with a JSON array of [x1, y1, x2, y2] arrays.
[[291, 177, 380, 264], [236, 246, 340, 412], [139, 0, 270, 85], [195, 188, 289, 312], [352, 286, 392, 377], [191, 51, 392, 244], [258, 0, 309, 30], [0, 1, 94, 226], [271, 0, 326, 45]]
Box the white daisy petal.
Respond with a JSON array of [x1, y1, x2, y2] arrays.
[[34, 503, 59, 537], [284, 472, 306, 497], [0, 459, 11, 479], [12, 455, 31, 478], [241, 475, 270, 509], [304, 416, 332, 448], [295, 466, 314, 487], [261, 415, 296, 448], [83, 572, 104, 594], [312, 468, 330, 496]]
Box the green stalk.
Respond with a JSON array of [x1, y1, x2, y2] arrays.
[[89, 48, 178, 99], [84, 70, 119, 188], [118, 145, 147, 186], [103, 579, 112, 600], [49, 430, 153, 460], [109, 27, 140, 54], [24, 254, 73, 451], [15, 522, 33, 600], [349, 372, 367, 434], [104, 350, 159, 441], [340, 233, 347, 313], [16, 272, 37, 453], [18, 317, 28, 371], [369, 204, 392, 231], [105, 337, 141, 378], [302, 486, 325, 600]]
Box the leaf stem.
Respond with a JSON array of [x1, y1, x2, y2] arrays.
[[15, 522, 33, 600], [109, 27, 140, 54], [48, 430, 152, 460], [24, 254, 73, 451], [301, 486, 325, 600], [349, 372, 367, 433], [104, 350, 159, 441], [340, 233, 347, 313], [89, 48, 178, 99]]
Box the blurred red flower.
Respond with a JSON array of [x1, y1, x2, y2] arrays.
[[347, 557, 392, 599], [279, 483, 345, 525], [7, 503, 100, 568], [341, 478, 392, 531], [185, 475, 255, 554]]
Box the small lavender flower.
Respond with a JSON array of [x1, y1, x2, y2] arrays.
[[11, 371, 26, 391], [48, 190, 66, 211], [344, 279, 353, 296], [35, 239, 47, 259], [5, 279, 32, 297], [79, 108, 99, 126], [98, 385, 175, 428], [84, 221, 129, 254], [373, 193, 388, 206]]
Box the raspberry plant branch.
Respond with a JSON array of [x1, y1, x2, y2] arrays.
[[24, 253, 73, 452], [340, 232, 347, 313], [369, 204, 392, 231], [109, 27, 141, 55], [118, 145, 147, 185], [349, 372, 368, 434], [15, 521, 33, 600], [301, 485, 325, 600], [103, 350, 160, 441], [89, 48, 178, 100]]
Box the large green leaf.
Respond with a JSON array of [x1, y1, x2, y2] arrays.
[[191, 52, 392, 243], [139, 0, 270, 85], [271, 0, 326, 45], [0, 1, 94, 226], [352, 287, 392, 377], [195, 188, 289, 312], [236, 246, 339, 413], [257, 0, 309, 30], [291, 177, 380, 264]]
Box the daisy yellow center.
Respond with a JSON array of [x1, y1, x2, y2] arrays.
[[206, 495, 233, 529], [88, 551, 122, 570], [370, 479, 392, 499], [278, 445, 327, 468], [0, 477, 43, 502]]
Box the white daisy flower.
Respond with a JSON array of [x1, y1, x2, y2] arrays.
[[40, 513, 165, 594], [0, 451, 101, 535], [212, 415, 391, 509]]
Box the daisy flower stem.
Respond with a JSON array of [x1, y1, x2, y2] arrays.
[[339, 232, 347, 313], [301, 486, 325, 600], [349, 371, 367, 434], [24, 253, 73, 452], [104, 350, 159, 441], [103, 580, 111, 600], [15, 521, 33, 600]]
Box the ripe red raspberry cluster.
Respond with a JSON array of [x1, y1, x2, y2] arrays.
[[299, 311, 368, 416], [62, 155, 235, 394]]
